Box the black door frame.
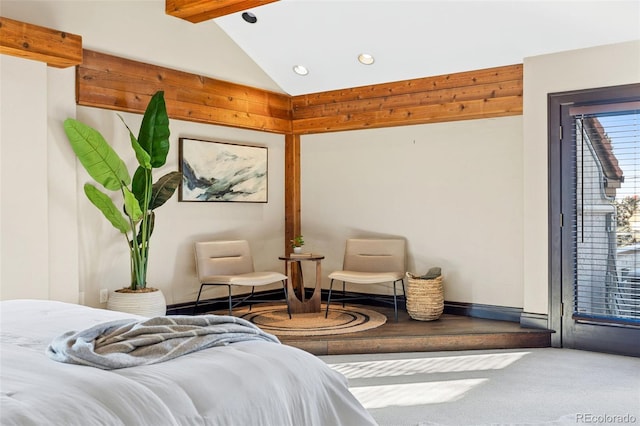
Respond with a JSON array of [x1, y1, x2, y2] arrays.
[[548, 84, 640, 357]]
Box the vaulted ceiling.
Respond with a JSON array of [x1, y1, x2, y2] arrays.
[[206, 0, 640, 95], [3, 1, 639, 98]]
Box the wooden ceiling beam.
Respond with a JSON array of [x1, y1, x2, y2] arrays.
[[0, 17, 82, 68], [291, 64, 523, 134], [166, 0, 279, 23], [78, 50, 291, 134], [76, 50, 522, 135]]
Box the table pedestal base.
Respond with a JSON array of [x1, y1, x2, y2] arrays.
[[280, 256, 323, 314]]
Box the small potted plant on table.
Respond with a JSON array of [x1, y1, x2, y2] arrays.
[[291, 235, 305, 254]]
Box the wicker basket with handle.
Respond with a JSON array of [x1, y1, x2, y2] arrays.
[[405, 272, 444, 321]]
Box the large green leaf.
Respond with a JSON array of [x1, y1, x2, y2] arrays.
[[118, 114, 152, 170], [150, 171, 182, 210], [123, 187, 143, 222], [83, 184, 130, 233], [132, 166, 152, 210], [64, 119, 130, 191], [138, 91, 170, 168]]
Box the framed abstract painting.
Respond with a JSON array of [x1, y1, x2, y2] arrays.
[[179, 138, 268, 203]]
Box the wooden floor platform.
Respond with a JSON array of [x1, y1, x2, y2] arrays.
[[277, 306, 553, 356]]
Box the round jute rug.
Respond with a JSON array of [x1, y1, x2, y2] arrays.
[[235, 304, 387, 336]]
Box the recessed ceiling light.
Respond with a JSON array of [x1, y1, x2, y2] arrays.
[[358, 53, 375, 65], [242, 12, 257, 23], [293, 65, 309, 76]]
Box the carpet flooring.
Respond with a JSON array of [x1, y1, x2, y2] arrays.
[[320, 348, 640, 426]]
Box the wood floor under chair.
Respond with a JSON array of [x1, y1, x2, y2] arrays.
[[277, 305, 552, 356]]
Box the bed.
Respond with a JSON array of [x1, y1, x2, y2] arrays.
[[0, 299, 377, 426]]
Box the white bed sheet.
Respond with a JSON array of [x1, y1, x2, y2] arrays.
[[0, 300, 377, 426]]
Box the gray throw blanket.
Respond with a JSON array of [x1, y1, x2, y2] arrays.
[[46, 315, 280, 370]]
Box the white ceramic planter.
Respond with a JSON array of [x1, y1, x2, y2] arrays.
[[107, 288, 166, 317], [293, 246, 303, 254]]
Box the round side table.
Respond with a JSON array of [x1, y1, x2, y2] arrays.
[[279, 254, 324, 314]]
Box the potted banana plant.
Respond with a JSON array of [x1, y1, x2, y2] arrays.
[[64, 91, 181, 316]]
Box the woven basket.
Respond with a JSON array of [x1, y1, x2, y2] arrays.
[[405, 272, 444, 321]]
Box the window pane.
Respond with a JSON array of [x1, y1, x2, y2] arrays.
[[574, 110, 640, 324]]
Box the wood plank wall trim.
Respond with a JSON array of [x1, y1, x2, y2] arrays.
[[0, 17, 82, 68], [291, 64, 523, 134], [77, 50, 291, 134], [166, 0, 279, 23]]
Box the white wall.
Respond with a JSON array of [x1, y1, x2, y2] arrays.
[[301, 117, 524, 308], [1, 56, 78, 303], [1, 55, 50, 300], [522, 40, 640, 314], [47, 67, 81, 303]]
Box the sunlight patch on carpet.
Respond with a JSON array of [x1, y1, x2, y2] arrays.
[[328, 351, 530, 379], [350, 379, 488, 408]]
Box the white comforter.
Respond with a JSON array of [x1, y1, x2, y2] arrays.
[[0, 300, 377, 426]]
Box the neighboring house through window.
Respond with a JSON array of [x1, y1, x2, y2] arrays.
[[549, 84, 640, 356]]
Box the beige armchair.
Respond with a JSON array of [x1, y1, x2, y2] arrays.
[[326, 238, 406, 321], [194, 240, 291, 317]]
